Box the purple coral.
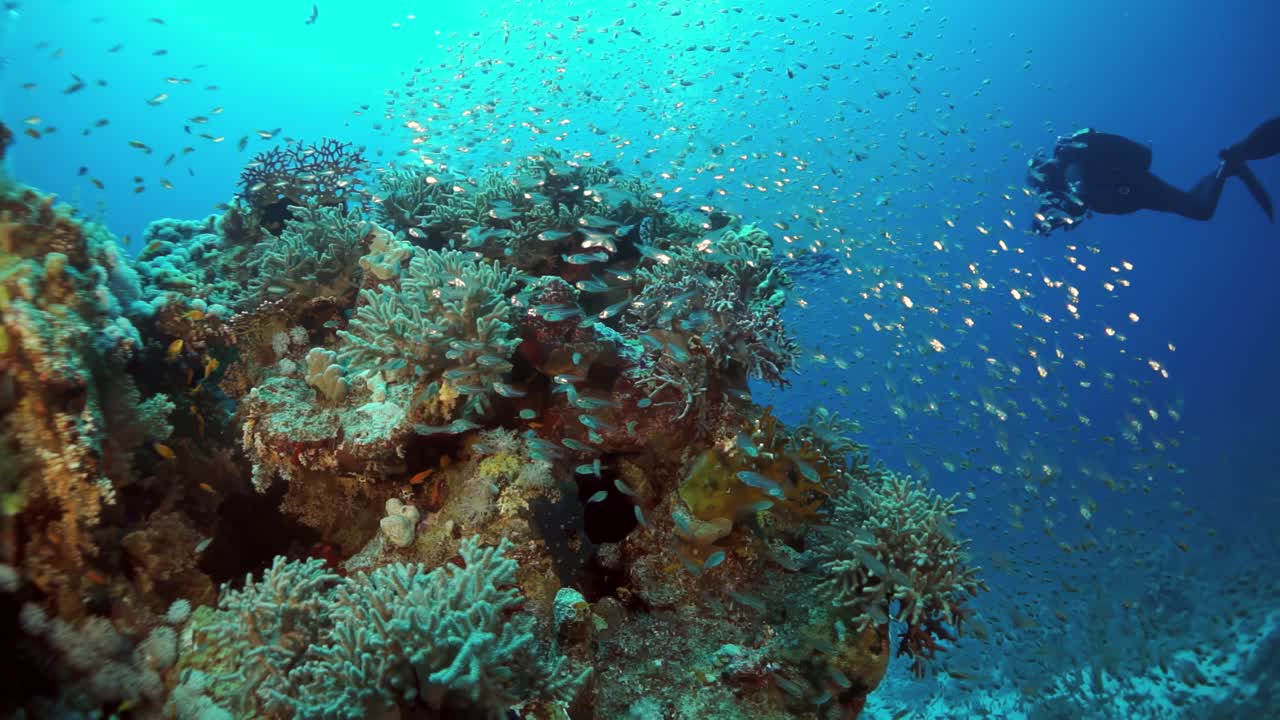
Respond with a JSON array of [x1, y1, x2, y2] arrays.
[[239, 138, 369, 213]]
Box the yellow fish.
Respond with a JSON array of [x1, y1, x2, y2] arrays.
[[153, 442, 177, 461], [166, 338, 184, 360]]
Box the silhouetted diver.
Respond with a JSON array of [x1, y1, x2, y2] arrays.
[[1027, 116, 1280, 235], [305, 4, 318, 25]]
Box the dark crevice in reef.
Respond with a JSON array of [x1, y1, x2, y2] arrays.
[[197, 483, 321, 589], [573, 457, 638, 602], [576, 460, 637, 545], [526, 477, 594, 587]]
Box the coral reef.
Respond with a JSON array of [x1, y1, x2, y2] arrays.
[[0, 146, 983, 719], [0, 183, 161, 615]]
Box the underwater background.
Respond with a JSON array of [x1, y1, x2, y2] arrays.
[[1, 0, 1278, 718]]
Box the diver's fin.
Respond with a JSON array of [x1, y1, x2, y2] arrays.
[[1234, 162, 1275, 223], [1223, 116, 1280, 163]]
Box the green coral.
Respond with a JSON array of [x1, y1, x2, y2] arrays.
[[626, 223, 798, 388], [246, 203, 370, 305], [188, 537, 587, 719], [336, 248, 520, 419], [477, 452, 522, 483], [812, 470, 986, 677]]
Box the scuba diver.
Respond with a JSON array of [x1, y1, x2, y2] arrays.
[[1027, 116, 1280, 235]]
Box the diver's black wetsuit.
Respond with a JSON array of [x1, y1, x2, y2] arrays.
[[1028, 116, 1280, 234]]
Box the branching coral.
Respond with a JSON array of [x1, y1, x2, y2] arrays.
[[194, 555, 342, 717], [185, 537, 587, 719], [813, 470, 986, 677], [239, 138, 368, 212], [245, 203, 371, 307], [337, 247, 521, 420], [515, 148, 615, 212], [288, 537, 588, 718], [625, 223, 798, 389], [373, 166, 460, 237]]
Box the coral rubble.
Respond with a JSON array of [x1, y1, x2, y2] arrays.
[[0, 146, 983, 718]]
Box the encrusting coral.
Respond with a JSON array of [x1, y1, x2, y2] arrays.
[[0, 142, 984, 719]]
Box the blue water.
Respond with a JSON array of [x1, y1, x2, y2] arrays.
[[4, 0, 1279, 716]]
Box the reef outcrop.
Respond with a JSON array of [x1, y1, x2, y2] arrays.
[[0, 146, 983, 719]]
